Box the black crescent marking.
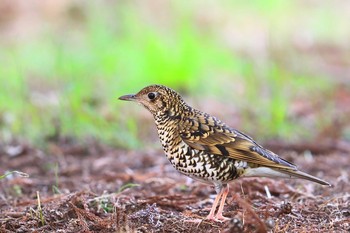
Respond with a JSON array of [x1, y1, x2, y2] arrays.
[[216, 144, 229, 156]]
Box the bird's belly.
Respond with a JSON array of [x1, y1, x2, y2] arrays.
[[166, 150, 240, 183]]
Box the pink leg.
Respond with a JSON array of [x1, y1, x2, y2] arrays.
[[215, 185, 230, 221], [206, 186, 224, 220]]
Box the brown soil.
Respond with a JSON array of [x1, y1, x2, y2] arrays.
[[0, 139, 349, 233]]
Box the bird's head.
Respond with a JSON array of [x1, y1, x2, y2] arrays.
[[119, 85, 186, 117]]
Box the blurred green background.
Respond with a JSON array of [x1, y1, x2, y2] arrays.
[[0, 0, 349, 148]]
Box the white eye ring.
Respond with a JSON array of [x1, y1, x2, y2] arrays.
[[148, 92, 156, 100]]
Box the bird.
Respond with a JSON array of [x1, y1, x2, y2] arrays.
[[118, 84, 330, 221]]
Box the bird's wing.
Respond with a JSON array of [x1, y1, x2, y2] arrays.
[[179, 112, 297, 170]]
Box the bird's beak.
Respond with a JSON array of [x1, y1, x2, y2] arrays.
[[118, 94, 137, 101]]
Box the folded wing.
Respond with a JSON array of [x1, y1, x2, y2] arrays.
[[179, 111, 297, 170]]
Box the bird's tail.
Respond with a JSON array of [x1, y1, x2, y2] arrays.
[[278, 169, 331, 186], [243, 167, 331, 186]]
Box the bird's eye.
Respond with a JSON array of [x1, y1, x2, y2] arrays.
[[147, 92, 156, 100]]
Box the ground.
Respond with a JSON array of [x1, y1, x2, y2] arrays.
[[0, 139, 349, 233], [1, 1, 350, 232]]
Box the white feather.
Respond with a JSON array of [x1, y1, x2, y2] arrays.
[[243, 167, 294, 179]]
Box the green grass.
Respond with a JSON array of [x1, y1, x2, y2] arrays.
[[0, 1, 342, 147], [0, 171, 29, 180]]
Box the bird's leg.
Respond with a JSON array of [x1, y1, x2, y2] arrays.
[[206, 184, 223, 220], [215, 184, 230, 221]]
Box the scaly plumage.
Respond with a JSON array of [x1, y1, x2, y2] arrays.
[[119, 84, 330, 221]]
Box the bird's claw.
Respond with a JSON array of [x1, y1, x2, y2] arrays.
[[206, 214, 230, 222]]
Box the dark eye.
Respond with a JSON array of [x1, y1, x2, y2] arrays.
[[148, 92, 156, 100]]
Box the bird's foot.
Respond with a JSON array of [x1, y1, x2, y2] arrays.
[[214, 213, 230, 222], [205, 214, 230, 222]]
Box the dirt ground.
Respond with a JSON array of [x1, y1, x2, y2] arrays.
[[0, 138, 349, 233]]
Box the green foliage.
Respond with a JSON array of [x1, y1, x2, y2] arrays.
[[0, 1, 338, 147]]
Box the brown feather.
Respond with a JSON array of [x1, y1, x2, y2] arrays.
[[180, 111, 297, 170]]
